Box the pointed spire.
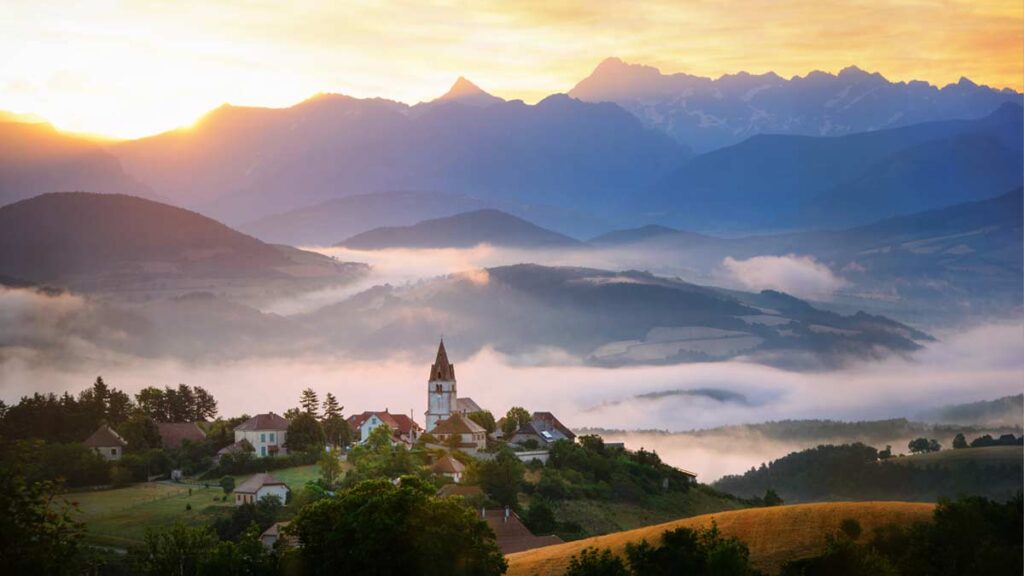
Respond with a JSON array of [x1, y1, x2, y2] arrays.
[[430, 338, 456, 381]]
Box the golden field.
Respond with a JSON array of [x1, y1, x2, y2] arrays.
[[506, 501, 935, 575]]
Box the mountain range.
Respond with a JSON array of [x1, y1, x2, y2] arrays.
[[110, 86, 683, 224], [0, 121, 150, 206], [645, 103, 1023, 231], [570, 57, 1023, 152]]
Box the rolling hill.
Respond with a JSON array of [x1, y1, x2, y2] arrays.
[[0, 120, 150, 206], [337, 209, 583, 249], [570, 57, 1023, 152], [645, 103, 1023, 231], [305, 263, 929, 367], [505, 502, 936, 575], [0, 192, 362, 289]]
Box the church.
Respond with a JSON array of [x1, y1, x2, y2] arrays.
[[424, 339, 487, 454]]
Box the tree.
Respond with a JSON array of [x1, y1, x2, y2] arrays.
[[321, 393, 342, 419], [477, 447, 524, 506], [467, 410, 497, 435], [192, 387, 218, 421], [131, 523, 218, 575], [566, 547, 629, 576], [524, 499, 557, 534], [119, 413, 162, 452], [290, 477, 507, 576], [286, 412, 325, 453], [502, 406, 531, 436], [135, 387, 167, 421], [220, 476, 235, 495], [300, 388, 319, 418], [319, 450, 342, 489], [763, 488, 783, 506], [908, 437, 940, 454], [878, 445, 893, 459], [0, 471, 85, 575], [626, 524, 759, 576], [952, 433, 968, 449]]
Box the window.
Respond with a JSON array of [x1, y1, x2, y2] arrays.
[[261, 433, 266, 443], [261, 446, 267, 457], [111, 448, 117, 456], [269, 433, 275, 443]]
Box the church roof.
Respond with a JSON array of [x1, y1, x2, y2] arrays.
[[429, 339, 456, 381]]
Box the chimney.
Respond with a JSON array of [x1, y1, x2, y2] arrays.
[[504, 506, 510, 522], [481, 507, 485, 519]]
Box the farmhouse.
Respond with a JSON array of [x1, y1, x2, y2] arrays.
[[260, 521, 294, 549], [235, 412, 289, 457], [156, 422, 207, 449], [482, 507, 563, 554], [234, 472, 290, 505], [83, 424, 128, 461], [215, 438, 254, 464], [431, 454, 466, 483]]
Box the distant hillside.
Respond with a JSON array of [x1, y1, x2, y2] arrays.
[[506, 502, 935, 575], [646, 104, 1023, 231], [712, 443, 1023, 503], [337, 209, 583, 249], [570, 57, 1023, 152], [113, 91, 685, 224], [589, 224, 706, 246], [0, 121, 150, 206], [306, 264, 929, 367], [0, 193, 352, 286], [915, 394, 1024, 427], [241, 191, 612, 246]]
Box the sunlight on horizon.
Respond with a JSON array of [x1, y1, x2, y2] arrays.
[[2, 0, 1022, 139]]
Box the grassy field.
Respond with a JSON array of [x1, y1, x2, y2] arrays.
[[66, 482, 231, 547], [890, 446, 1022, 468], [65, 464, 326, 548], [506, 501, 935, 575]]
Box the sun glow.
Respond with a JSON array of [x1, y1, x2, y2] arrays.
[[2, 0, 1021, 139]]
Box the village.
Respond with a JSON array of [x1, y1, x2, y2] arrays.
[[76, 340, 668, 555]]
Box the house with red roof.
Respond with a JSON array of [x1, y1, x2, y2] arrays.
[[431, 413, 487, 455], [156, 422, 207, 450], [347, 409, 422, 446]]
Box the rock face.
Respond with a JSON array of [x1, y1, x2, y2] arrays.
[[570, 57, 1023, 152]]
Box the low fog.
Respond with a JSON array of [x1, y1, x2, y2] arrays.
[[2, 241, 1021, 481]]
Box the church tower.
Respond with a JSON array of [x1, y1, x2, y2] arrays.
[[425, 339, 457, 432]]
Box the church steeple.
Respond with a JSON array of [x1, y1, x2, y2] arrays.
[[429, 338, 456, 381]]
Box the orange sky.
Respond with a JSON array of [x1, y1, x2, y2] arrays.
[[2, 0, 1021, 139]]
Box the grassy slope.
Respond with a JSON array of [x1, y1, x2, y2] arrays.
[[66, 483, 230, 547], [506, 501, 935, 576], [550, 488, 747, 538], [889, 446, 1022, 468], [65, 465, 323, 547]]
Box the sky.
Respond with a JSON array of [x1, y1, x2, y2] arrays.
[[1, 0, 1021, 139]]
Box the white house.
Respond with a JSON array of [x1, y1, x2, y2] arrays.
[[234, 472, 289, 506], [260, 521, 293, 549], [347, 410, 422, 445], [83, 424, 127, 461], [234, 413, 289, 458]]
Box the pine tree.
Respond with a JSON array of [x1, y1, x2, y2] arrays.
[[322, 393, 341, 420], [300, 388, 320, 417]]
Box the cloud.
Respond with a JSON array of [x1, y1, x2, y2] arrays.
[[720, 254, 847, 300]]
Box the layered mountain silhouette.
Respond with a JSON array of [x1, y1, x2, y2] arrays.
[[571, 57, 1023, 151], [645, 103, 1023, 231], [0, 119, 150, 206], [112, 89, 684, 224], [240, 191, 613, 246], [337, 209, 582, 249], [0, 193, 356, 286]]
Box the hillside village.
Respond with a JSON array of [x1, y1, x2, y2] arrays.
[[74, 339, 649, 554]]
